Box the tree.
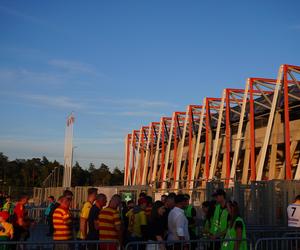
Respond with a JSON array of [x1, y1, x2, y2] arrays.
[[89, 164, 111, 186], [110, 167, 124, 185], [71, 162, 89, 186], [0, 153, 126, 188]]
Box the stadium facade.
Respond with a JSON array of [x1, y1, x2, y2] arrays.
[[124, 64, 300, 191]]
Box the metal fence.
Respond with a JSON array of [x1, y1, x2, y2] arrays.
[[27, 207, 80, 225], [255, 237, 300, 250], [125, 239, 252, 250], [0, 240, 120, 250], [31, 180, 300, 227], [204, 180, 300, 226], [0, 236, 300, 250]]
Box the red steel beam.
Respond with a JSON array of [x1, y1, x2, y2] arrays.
[[249, 80, 256, 181], [188, 106, 193, 183], [124, 134, 131, 185], [173, 114, 178, 185], [283, 65, 292, 180], [225, 90, 231, 186], [205, 100, 211, 180]]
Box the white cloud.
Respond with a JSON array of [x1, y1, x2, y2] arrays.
[[85, 111, 107, 116], [90, 97, 178, 109], [0, 68, 66, 87], [118, 111, 162, 117], [49, 59, 105, 78], [0, 92, 84, 110], [74, 137, 123, 145], [21, 93, 83, 110]]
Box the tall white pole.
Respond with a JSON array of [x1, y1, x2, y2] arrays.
[[63, 113, 75, 188]]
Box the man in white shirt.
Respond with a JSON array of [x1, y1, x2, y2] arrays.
[[287, 195, 300, 227], [168, 194, 190, 242]]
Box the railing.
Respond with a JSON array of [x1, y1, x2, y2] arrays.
[[255, 236, 300, 250], [125, 239, 251, 250], [26, 207, 81, 228], [247, 226, 300, 242], [0, 236, 299, 250], [0, 240, 120, 250]]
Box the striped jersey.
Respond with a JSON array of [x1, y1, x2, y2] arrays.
[[98, 207, 121, 240], [53, 206, 72, 240]]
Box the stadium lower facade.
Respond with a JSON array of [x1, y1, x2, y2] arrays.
[[123, 64, 300, 191]]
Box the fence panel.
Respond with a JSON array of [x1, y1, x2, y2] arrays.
[[0, 240, 120, 250], [255, 237, 300, 250], [125, 239, 251, 250]]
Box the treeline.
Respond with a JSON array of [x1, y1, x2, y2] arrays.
[[0, 152, 124, 187]]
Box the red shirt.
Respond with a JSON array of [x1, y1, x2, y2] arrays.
[[13, 202, 26, 226]]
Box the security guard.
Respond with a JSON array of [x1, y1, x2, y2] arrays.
[[210, 189, 229, 239], [221, 201, 247, 250]]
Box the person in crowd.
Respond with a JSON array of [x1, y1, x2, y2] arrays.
[[123, 200, 134, 244], [145, 196, 153, 222], [53, 196, 73, 250], [12, 194, 30, 242], [47, 195, 64, 237], [78, 188, 98, 240], [163, 194, 176, 232], [183, 194, 197, 240], [98, 194, 122, 250], [161, 195, 167, 205], [221, 201, 247, 250], [126, 198, 148, 242], [121, 201, 127, 222], [139, 192, 147, 199], [45, 196, 56, 236], [201, 200, 216, 237], [287, 194, 300, 227], [127, 200, 135, 211], [210, 189, 229, 240], [147, 201, 166, 250], [63, 190, 74, 201], [0, 193, 5, 209], [167, 194, 189, 244], [2, 196, 14, 217], [87, 193, 107, 241], [0, 211, 14, 243]]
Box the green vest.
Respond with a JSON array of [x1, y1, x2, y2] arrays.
[[221, 217, 247, 250], [210, 204, 229, 235], [2, 202, 13, 215], [184, 204, 193, 217], [184, 205, 196, 234]]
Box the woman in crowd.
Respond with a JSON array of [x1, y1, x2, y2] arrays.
[[202, 200, 215, 237], [221, 201, 247, 250], [147, 201, 166, 250]]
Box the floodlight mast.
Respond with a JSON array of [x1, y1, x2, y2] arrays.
[[62, 113, 75, 188]]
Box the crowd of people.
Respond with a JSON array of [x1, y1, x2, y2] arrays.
[[0, 192, 32, 245], [1, 188, 299, 250], [42, 188, 248, 250]]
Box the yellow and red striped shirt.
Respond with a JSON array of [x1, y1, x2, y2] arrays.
[[53, 206, 72, 241], [98, 207, 121, 240]]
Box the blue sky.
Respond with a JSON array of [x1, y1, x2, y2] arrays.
[[0, 0, 299, 169]]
